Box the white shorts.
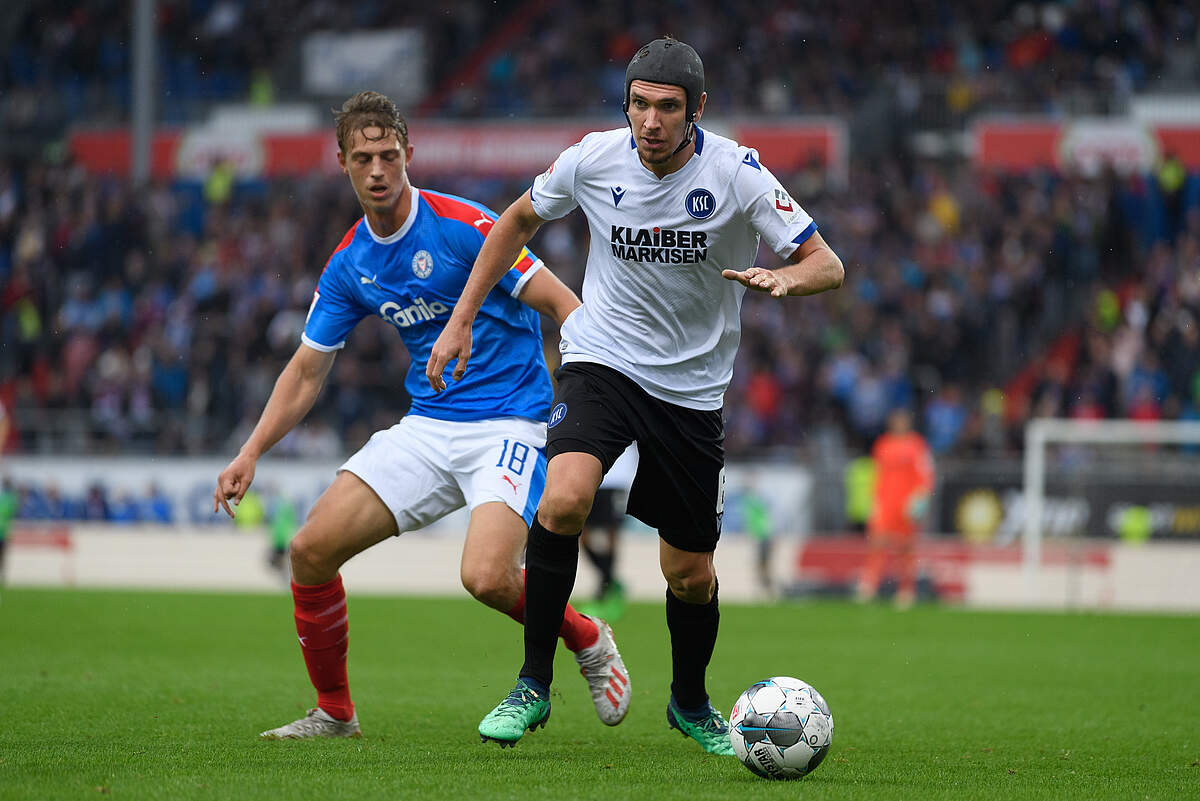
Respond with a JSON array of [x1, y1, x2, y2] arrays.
[[339, 414, 547, 534]]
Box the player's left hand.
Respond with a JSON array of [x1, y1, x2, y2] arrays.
[[722, 267, 788, 297], [214, 452, 257, 518], [426, 318, 473, 393]]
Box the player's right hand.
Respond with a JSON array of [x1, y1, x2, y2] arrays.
[[722, 266, 789, 297], [426, 320, 473, 393], [214, 453, 257, 518]]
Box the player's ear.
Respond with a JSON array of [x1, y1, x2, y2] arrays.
[[405, 143, 414, 169], [337, 149, 348, 174], [694, 92, 707, 122]]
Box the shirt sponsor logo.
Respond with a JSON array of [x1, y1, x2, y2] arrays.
[[685, 187, 716, 220], [610, 225, 708, 264], [379, 298, 451, 328], [412, 250, 434, 279]]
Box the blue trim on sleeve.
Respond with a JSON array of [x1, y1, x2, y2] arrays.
[[792, 221, 818, 247]]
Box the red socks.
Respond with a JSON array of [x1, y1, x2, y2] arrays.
[[292, 575, 354, 721], [505, 571, 599, 653], [291, 571, 597, 723], [560, 603, 600, 652]]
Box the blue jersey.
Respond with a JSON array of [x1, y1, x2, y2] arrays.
[[302, 187, 552, 423]]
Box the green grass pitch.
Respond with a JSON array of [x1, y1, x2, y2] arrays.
[[1, 588, 1197, 800]]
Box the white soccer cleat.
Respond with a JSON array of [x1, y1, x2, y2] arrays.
[[259, 707, 362, 740], [574, 616, 631, 725]]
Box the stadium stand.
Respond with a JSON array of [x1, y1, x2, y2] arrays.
[[4, 0, 1196, 123], [1, 0, 1198, 482]]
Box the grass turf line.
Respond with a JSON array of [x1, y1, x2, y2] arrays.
[[1, 588, 1197, 800]]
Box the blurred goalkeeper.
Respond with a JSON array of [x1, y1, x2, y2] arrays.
[[214, 91, 628, 740], [856, 406, 935, 609]]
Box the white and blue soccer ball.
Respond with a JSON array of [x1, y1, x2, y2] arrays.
[[729, 676, 834, 780]]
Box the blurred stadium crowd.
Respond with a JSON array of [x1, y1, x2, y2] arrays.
[[1, 0, 1199, 470], [5, 0, 1197, 127], [4, 153, 1198, 462]]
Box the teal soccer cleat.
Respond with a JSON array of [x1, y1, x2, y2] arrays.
[[667, 698, 736, 756], [478, 680, 551, 747]]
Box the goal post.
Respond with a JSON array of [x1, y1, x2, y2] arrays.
[[1022, 418, 1200, 601]]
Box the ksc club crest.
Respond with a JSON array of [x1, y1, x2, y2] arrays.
[[685, 188, 716, 220], [412, 250, 434, 279]]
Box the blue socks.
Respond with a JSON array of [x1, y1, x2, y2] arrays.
[[518, 675, 550, 698], [670, 694, 714, 722]]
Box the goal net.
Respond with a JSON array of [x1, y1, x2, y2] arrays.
[[1022, 418, 1200, 602]]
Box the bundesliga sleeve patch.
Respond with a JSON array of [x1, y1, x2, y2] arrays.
[[767, 187, 802, 226]]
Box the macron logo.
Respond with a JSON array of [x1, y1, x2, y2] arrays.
[[611, 186, 626, 207]]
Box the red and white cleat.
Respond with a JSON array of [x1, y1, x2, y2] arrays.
[[259, 707, 361, 740], [574, 616, 631, 725]]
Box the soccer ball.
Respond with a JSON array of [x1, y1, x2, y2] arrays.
[[729, 676, 834, 780]]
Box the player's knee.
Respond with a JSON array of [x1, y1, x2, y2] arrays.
[[461, 564, 516, 610], [289, 530, 338, 581], [664, 564, 716, 604], [537, 488, 593, 534]]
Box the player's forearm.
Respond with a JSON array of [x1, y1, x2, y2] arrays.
[[777, 247, 844, 296], [455, 232, 527, 321], [451, 198, 544, 327], [517, 268, 582, 327], [545, 291, 582, 327], [239, 359, 327, 459]]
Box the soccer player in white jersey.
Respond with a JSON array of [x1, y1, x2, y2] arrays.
[[427, 38, 843, 754], [213, 91, 630, 741]]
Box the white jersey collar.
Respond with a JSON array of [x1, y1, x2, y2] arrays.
[[364, 186, 421, 244]]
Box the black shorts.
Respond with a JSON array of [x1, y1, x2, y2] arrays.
[[548, 362, 725, 552]]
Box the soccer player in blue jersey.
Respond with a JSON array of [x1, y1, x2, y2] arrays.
[[213, 91, 630, 740]]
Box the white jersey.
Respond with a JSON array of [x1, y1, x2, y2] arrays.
[[530, 126, 817, 410]]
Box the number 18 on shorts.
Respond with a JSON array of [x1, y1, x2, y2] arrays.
[[339, 415, 548, 532]]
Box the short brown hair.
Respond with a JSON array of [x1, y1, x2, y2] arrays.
[[334, 91, 409, 153]]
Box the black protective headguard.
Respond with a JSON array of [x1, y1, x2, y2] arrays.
[[622, 38, 705, 122]]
